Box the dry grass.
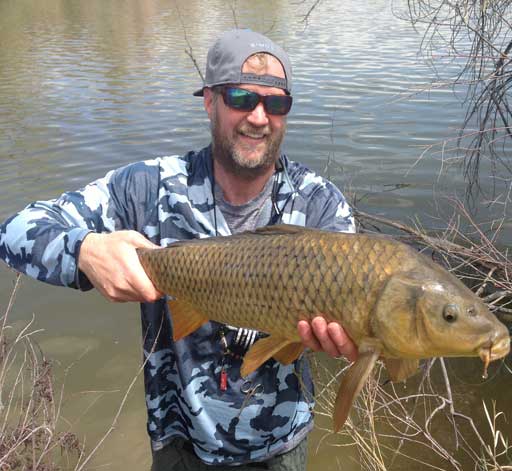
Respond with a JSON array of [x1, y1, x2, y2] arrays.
[[307, 202, 512, 470], [0, 274, 83, 470], [0, 273, 160, 471], [311, 354, 512, 471]]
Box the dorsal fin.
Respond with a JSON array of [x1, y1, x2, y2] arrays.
[[159, 224, 312, 250], [250, 224, 311, 236]]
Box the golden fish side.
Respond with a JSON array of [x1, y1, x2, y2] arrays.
[[137, 225, 510, 431], [138, 225, 410, 344], [138, 225, 508, 361]]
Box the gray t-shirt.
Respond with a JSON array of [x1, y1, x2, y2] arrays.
[[214, 175, 275, 351], [214, 175, 274, 234]]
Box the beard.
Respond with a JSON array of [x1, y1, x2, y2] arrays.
[[211, 110, 285, 178]]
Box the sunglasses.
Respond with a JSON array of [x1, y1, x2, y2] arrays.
[[221, 87, 293, 116]]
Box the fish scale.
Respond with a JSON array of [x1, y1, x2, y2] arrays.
[[137, 224, 510, 431], [140, 228, 417, 341]]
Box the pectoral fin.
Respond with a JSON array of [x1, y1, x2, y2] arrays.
[[383, 358, 419, 382], [333, 343, 380, 432], [168, 300, 209, 341], [241, 336, 293, 377]]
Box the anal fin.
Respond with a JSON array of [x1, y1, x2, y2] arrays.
[[384, 358, 419, 383], [168, 300, 209, 341], [241, 336, 293, 377]]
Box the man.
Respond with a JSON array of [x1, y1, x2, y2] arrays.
[[0, 29, 357, 470]]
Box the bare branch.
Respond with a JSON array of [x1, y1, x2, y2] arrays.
[[394, 0, 512, 199], [301, 0, 324, 27], [173, 0, 204, 83]]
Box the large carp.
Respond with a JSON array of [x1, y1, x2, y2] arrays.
[[137, 225, 510, 431]]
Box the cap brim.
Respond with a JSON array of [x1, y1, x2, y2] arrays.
[[193, 88, 204, 97]]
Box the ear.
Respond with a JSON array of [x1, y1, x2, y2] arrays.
[[203, 88, 214, 119]]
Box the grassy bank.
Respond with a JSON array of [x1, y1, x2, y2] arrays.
[[0, 274, 82, 470]]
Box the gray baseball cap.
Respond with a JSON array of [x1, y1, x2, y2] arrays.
[[193, 29, 292, 97]]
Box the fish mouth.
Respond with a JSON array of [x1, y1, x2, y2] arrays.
[[488, 335, 511, 361], [478, 335, 510, 379]]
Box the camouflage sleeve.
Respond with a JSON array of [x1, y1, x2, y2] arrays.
[[0, 160, 160, 289], [305, 181, 355, 233]]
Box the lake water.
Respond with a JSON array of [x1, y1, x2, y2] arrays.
[[1, 0, 510, 469]]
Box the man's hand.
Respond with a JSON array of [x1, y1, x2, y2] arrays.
[[298, 316, 358, 362], [78, 231, 164, 303]]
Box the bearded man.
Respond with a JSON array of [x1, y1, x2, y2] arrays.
[[0, 29, 357, 470]]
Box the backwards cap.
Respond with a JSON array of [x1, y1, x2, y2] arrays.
[[193, 29, 292, 96]]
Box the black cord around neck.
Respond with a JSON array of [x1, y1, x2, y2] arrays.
[[212, 171, 219, 237]]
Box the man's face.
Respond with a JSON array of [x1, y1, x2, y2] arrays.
[[204, 56, 288, 177]]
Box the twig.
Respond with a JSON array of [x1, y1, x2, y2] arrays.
[[0, 273, 21, 340], [438, 359, 459, 450], [74, 317, 164, 471], [301, 0, 324, 26], [173, 0, 204, 83], [227, 0, 239, 29]]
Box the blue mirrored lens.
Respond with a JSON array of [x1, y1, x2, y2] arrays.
[[223, 88, 292, 115], [226, 88, 260, 109], [265, 95, 292, 115]]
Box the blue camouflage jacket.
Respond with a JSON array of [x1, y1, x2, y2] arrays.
[[0, 145, 354, 465]]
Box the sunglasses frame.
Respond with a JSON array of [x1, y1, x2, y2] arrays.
[[220, 86, 293, 116]]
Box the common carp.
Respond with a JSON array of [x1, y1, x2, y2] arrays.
[[137, 224, 510, 431]]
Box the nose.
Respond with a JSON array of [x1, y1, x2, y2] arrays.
[[246, 102, 269, 127]]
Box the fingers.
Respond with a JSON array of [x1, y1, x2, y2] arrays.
[[124, 233, 164, 302], [298, 320, 322, 352], [114, 250, 163, 303], [326, 321, 358, 362], [297, 316, 358, 362], [78, 231, 164, 303], [126, 231, 161, 249], [310, 317, 339, 358]]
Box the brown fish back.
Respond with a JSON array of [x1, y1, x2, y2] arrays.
[[138, 226, 415, 342]]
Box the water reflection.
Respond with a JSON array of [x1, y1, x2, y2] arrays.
[[1, 0, 510, 469]]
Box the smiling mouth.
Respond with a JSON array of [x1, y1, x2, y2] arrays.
[[240, 132, 267, 140]]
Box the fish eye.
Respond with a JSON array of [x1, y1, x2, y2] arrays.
[[443, 304, 459, 323]]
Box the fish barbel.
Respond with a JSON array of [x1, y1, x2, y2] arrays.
[[137, 225, 510, 431]]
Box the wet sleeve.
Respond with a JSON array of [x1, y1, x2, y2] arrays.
[[0, 160, 160, 289], [305, 181, 356, 233]]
